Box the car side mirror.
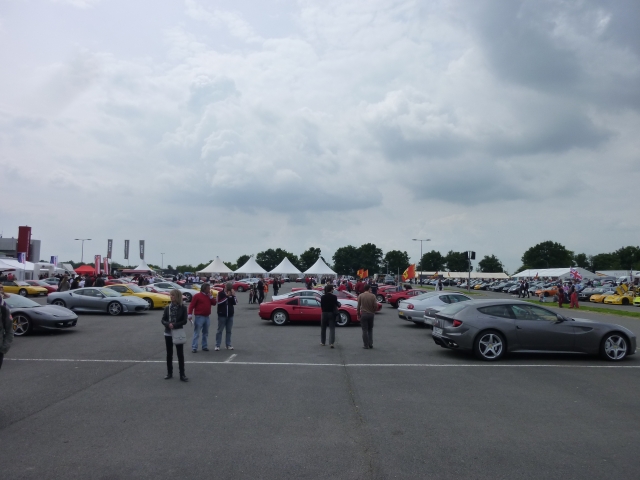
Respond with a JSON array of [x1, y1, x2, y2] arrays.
[[556, 315, 565, 323]]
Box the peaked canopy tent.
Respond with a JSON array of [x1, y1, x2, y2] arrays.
[[0, 258, 35, 280], [269, 257, 302, 276], [512, 267, 599, 280], [0, 259, 16, 272], [121, 261, 155, 274], [303, 258, 337, 276], [234, 257, 267, 275], [198, 256, 233, 275]]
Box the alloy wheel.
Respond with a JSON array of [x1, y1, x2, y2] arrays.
[[336, 311, 350, 327], [13, 314, 31, 336], [108, 302, 122, 316], [272, 310, 287, 325], [603, 335, 627, 361], [477, 333, 503, 360]]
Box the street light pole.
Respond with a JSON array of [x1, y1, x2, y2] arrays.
[[412, 238, 431, 285], [160, 253, 165, 269], [74, 238, 91, 264]]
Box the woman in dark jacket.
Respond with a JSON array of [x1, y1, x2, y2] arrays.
[[215, 282, 238, 350], [320, 285, 340, 348], [161, 289, 188, 381]]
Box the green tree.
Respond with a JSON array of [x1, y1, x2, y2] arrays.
[[590, 253, 619, 271], [477, 255, 504, 273], [166, 264, 174, 271], [420, 250, 445, 271], [444, 251, 470, 272], [383, 250, 410, 274], [256, 248, 299, 272], [176, 264, 195, 273], [521, 241, 574, 269], [224, 261, 237, 271], [332, 245, 360, 275], [357, 243, 383, 274], [235, 254, 251, 269], [614, 246, 640, 270], [299, 247, 321, 271], [573, 253, 590, 270]]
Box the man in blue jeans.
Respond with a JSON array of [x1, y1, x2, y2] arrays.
[[187, 283, 217, 353], [215, 282, 238, 351]]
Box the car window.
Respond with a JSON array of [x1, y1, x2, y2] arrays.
[[478, 305, 513, 319], [449, 295, 472, 303], [286, 299, 298, 305], [109, 286, 126, 293], [301, 292, 316, 297], [300, 298, 320, 307], [83, 289, 104, 298], [3, 281, 16, 286], [438, 303, 470, 316], [4, 294, 39, 308], [510, 305, 557, 322]]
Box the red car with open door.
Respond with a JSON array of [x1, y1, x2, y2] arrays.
[[258, 297, 359, 327], [386, 289, 426, 308]]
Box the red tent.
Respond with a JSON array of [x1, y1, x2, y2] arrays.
[[75, 265, 96, 275]]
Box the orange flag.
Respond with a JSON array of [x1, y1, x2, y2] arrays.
[[402, 264, 416, 282], [363, 269, 369, 279]]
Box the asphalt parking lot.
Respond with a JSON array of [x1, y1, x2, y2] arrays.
[[2, 284, 640, 480]]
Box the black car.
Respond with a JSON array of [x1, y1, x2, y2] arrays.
[[579, 287, 606, 301], [4, 293, 78, 336]]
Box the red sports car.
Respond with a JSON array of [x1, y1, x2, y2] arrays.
[[214, 281, 250, 292], [105, 279, 128, 286], [258, 297, 359, 326], [375, 285, 397, 303], [26, 280, 58, 294], [386, 289, 426, 308]]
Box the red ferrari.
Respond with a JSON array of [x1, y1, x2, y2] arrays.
[[26, 280, 58, 294], [259, 297, 360, 326], [386, 289, 426, 308], [214, 281, 250, 292]]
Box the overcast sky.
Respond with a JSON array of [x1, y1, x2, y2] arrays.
[[1, 0, 638, 272]]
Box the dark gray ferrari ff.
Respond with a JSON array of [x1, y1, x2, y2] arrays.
[[432, 299, 636, 361]]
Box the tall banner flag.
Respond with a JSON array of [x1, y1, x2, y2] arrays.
[[402, 264, 416, 282], [107, 239, 113, 259], [50, 255, 58, 267], [95, 255, 101, 275], [139, 240, 145, 260], [17, 252, 26, 264], [124, 240, 130, 260], [103, 258, 109, 276]]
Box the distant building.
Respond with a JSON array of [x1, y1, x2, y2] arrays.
[[0, 237, 42, 262]]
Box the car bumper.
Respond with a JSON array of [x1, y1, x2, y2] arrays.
[[398, 309, 422, 322], [36, 318, 78, 330], [431, 327, 475, 351]]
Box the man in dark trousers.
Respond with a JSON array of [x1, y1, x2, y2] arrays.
[[257, 278, 265, 304], [0, 286, 14, 370], [273, 277, 281, 297], [357, 284, 377, 349], [95, 275, 106, 287]]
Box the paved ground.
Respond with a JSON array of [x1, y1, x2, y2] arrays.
[[2, 283, 640, 479]]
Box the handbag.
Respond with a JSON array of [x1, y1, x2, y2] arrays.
[[171, 328, 186, 345]]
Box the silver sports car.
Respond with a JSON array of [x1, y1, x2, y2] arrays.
[[432, 299, 636, 361], [47, 287, 149, 316], [5, 293, 78, 336]]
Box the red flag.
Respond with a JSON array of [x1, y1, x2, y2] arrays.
[[402, 264, 416, 282]]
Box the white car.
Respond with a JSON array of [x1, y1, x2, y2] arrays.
[[272, 289, 359, 309], [398, 291, 472, 325], [153, 282, 200, 302]]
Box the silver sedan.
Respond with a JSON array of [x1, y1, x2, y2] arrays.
[[398, 291, 472, 325], [431, 299, 637, 361], [47, 287, 149, 316]]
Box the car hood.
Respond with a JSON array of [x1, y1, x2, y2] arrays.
[[13, 304, 77, 318]]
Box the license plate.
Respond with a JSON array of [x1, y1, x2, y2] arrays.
[[433, 327, 443, 336], [399, 312, 405, 318]]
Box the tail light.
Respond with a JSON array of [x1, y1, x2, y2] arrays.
[[407, 304, 414, 310], [452, 319, 463, 327]]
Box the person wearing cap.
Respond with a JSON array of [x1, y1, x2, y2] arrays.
[[320, 284, 340, 348]]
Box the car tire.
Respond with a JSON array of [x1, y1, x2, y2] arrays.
[[622, 298, 629, 305], [473, 330, 506, 361], [271, 310, 288, 325], [336, 311, 350, 327], [143, 298, 154, 309], [108, 301, 123, 316], [184, 292, 192, 303], [600, 333, 629, 361], [13, 314, 32, 336], [413, 321, 425, 327], [376, 295, 384, 303], [52, 299, 66, 307], [19, 289, 28, 297], [237, 286, 245, 292]]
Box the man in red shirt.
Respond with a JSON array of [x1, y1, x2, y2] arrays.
[[355, 279, 365, 296], [187, 283, 217, 353]]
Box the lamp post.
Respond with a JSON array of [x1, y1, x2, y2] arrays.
[[74, 238, 91, 264], [412, 238, 431, 285], [160, 253, 165, 269]]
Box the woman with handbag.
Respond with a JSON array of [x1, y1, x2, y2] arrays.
[[161, 289, 188, 382]]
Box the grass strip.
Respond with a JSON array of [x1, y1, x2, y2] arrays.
[[522, 299, 640, 319]]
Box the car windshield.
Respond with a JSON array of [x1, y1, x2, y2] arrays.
[[413, 292, 440, 300], [128, 285, 144, 293], [438, 303, 470, 316], [15, 281, 30, 286], [167, 283, 182, 289], [4, 294, 40, 308], [100, 288, 121, 297]]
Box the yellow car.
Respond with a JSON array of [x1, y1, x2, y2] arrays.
[[1, 280, 48, 297], [590, 288, 617, 303], [106, 284, 171, 309], [604, 285, 634, 305]]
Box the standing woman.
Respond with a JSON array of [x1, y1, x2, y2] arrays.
[[216, 281, 238, 351], [320, 285, 340, 348], [161, 289, 188, 381], [557, 284, 565, 308], [569, 284, 579, 309]]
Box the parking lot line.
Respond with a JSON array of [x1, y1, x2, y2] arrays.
[[6, 358, 640, 368]]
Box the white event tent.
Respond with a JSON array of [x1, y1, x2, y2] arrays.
[[303, 258, 336, 276], [122, 261, 155, 274], [512, 267, 598, 280], [269, 257, 302, 276], [198, 256, 233, 275], [0, 258, 35, 280], [234, 256, 267, 275], [0, 259, 16, 272]]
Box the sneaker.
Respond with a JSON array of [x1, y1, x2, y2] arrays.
[[180, 375, 189, 382], [202, 347, 209, 351], [191, 349, 197, 353], [226, 345, 234, 350], [215, 346, 220, 351]]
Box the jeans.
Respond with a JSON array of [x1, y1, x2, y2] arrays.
[[192, 315, 210, 351], [216, 316, 234, 347], [321, 312, 336, 345], [360, 313, 374, 347], [258, 291, 265, 304], [165, 335, 185, 375]]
